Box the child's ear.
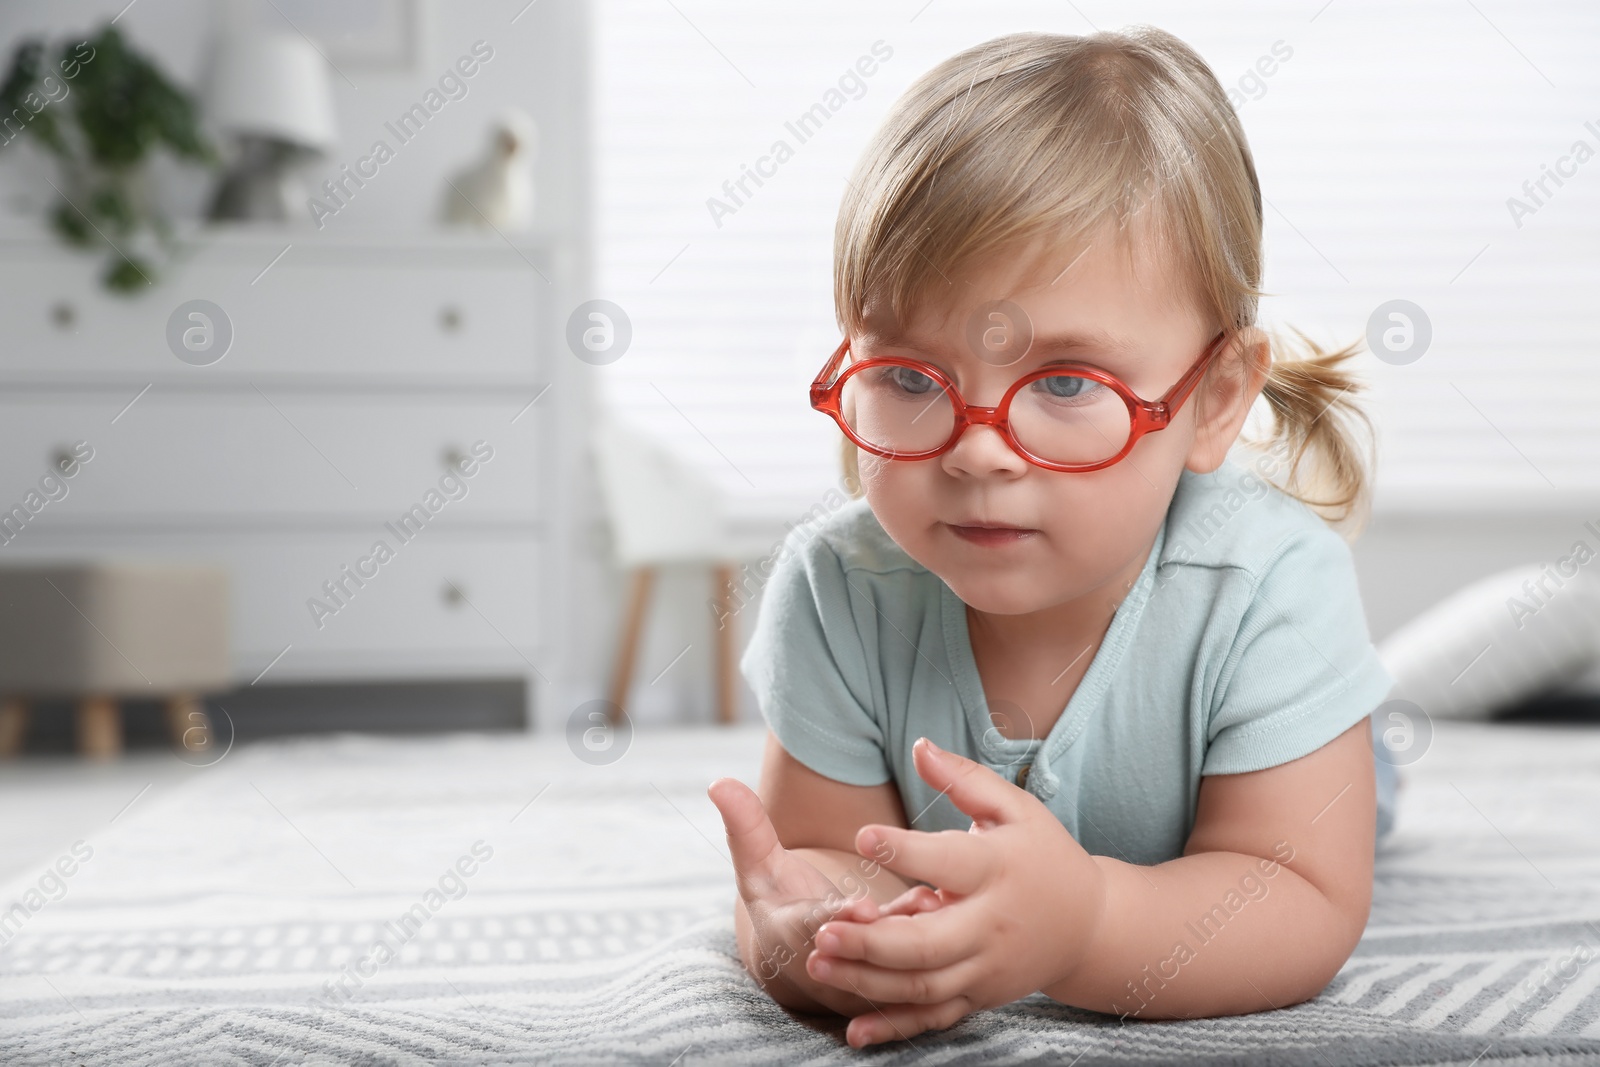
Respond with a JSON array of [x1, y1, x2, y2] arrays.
[[1185, 328, 1271, 475]]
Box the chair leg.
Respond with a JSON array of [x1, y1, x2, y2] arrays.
[[0, 697, 28, 758], [607, 566, 655, 724], [165, 693, 212, 757], [77, 695, 122, 760], [712, 564, 739, 725]]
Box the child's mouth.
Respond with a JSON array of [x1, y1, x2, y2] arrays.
[[946, 522, 1037, 546]]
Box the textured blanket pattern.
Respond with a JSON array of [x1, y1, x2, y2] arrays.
[[2, 722, 1599, 1065]]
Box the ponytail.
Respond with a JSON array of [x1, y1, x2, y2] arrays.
[[1248, 328, 1375, 534]]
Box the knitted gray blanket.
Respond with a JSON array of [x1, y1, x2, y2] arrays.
[[2, 721, 1598, 1065]]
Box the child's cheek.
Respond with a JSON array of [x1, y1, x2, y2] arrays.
[[862, 464, 947, 566], [854, 448, 898, 496], [859, 454, 924, 523]]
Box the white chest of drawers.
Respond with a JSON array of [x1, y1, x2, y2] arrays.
[[0, 228, 578, 723]]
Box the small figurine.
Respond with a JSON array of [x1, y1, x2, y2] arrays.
[[440, 107, 537, 231]]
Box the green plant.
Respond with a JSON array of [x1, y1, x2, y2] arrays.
[[0, 24, 216, 292]]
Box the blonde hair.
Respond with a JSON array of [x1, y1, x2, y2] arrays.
[[833, 27, 1373, 531]]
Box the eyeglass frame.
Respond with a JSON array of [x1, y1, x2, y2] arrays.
[[810, 329, 1232, 473]]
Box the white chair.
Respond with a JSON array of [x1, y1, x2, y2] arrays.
[[591, 414, 742, 725]]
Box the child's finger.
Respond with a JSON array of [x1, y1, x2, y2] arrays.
[[856, 823, 990, 896], [807, 888, 880, 929], [829, 893, 880, 923], [876, 885, 942, 917], [814, 906, 981, 971], [910, 737, 1028, 829], [706, 777, 783, 898], [810, 948, 976, 1005], [846, 996, 975, 1048]]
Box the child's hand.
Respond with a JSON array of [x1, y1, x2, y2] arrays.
[[804, 738, 1108, 1048], [707, 776, 889, 1015]]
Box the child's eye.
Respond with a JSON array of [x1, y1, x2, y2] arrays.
[[882, 365, 938, 395], [1031, 374, 1103, 401]]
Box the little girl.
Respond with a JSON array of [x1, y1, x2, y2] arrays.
[[708, 26, 1395, 1049]]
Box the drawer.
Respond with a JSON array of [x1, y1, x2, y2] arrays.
[[225, 534, 544, 665], [0, 530, 546, 683], [0, 243, 549, 382], [0, 394, 548, 522]]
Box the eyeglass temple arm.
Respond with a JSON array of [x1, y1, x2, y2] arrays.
[[810, 336, 853, 405], [1153, 331, 1230, 424]]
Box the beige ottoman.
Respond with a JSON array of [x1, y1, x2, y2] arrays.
[[0, 564, 230, 760]]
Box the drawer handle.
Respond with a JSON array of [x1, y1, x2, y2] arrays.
[[51, 302, 76, 330], [439, 306, 463, 333], [442, 582, 466, 606], [51, 446, 78, 475], [441, 446, 467, 471]]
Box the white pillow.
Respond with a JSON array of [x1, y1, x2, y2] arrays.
[[1378, 561, 1600, 720]]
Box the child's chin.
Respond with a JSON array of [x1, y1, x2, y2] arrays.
[[945, 575, 1056, 617]]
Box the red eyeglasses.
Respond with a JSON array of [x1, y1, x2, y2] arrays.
[[810, 331, 1229, 473]]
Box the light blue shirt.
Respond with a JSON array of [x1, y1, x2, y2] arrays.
[[740, 458, 1396, 865]]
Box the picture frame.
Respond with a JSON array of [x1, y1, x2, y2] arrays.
[[266, 0, 427, 74]]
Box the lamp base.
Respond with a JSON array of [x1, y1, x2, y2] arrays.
[[206, 135, 314, 223]]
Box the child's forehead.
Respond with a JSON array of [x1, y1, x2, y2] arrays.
[[860, 223, 1198, 345]]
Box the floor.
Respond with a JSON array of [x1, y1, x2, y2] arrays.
[[0, 679, 529, 884], [0, 753, 198, 883]]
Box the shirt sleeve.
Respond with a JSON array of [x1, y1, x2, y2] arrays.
[[739, 526, 892, 787], [1202, 523, 1396, 775]]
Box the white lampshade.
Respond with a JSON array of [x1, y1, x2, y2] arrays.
[[204, 30, 338, 151]]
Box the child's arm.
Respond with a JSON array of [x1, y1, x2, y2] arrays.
[[802, 722, 1375, 1046], [1042, 716, 1375, 1017]]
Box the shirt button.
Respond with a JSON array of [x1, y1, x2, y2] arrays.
[[1016, 761, 1031, 790]]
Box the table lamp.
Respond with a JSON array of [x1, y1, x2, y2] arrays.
[[203, 29, 338, 222]]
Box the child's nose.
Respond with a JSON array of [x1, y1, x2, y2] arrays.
[[940, 420, 1029, 478]]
